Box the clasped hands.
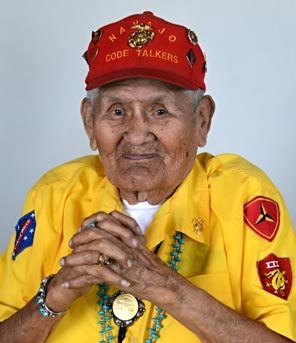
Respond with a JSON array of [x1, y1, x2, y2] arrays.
[[45, 211, 181, 313]]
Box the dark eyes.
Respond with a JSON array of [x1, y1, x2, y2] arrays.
[[109, 106, 168, 118], [155, 108, 167, 116], [112, 108, 124, 116]]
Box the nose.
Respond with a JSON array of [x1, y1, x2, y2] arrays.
[[123, 111, 154, 145]]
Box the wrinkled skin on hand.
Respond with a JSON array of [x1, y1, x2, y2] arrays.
[[45, 211, 182, 312]]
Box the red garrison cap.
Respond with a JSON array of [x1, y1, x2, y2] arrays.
[[83, 11, 206, 90]]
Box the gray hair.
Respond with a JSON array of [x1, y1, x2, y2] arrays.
[[86, 85, 204, 114], [86, 88, 100, 110], [183, 88, 205, 112]]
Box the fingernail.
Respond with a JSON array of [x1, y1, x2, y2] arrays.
[[59, 258, 65, 266], [68, 239, 73, 248], [132, 238, 138, 247], [61, 282, 69, 288], [77, 227, 82, 232], [136, 225, 142, 233], [121, 279, 130, 288], [127, 259, 133, 268]]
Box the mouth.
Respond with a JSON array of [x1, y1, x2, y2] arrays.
[[122, 153, 160, 161]]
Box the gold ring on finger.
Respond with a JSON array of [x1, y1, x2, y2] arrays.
[[97, 253, 112, 266]]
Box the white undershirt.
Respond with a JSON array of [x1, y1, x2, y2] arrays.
[[122, 199, 161, 233]]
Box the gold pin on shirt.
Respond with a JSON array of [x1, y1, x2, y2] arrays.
[[192, 218, 205, 235]]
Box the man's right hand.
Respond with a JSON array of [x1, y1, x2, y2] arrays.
[[45, 210, 143, 312]]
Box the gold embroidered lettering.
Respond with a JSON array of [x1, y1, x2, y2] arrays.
[[168, 35, 177, 42], [109, 34, 117, 42], [136, 49, 179, 64], [120, 27, 126, 35], [155, 50, 161, 58], [105, 49, 129, 62], [158, 27, 166, 34], [161, 52, 168, 60]]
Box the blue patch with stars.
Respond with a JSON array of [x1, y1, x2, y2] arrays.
[[12, 211, 36, 260]]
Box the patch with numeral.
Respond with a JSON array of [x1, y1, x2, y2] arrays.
[[12, 211, 36, 260], [244, 196, 280, 241], [257, 253, 292, 300]]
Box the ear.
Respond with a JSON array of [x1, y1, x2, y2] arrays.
[[195, 95, 215, 147], [80, 97, 97, 151]]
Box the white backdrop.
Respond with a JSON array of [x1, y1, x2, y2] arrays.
[[0, 0, 295, 253]]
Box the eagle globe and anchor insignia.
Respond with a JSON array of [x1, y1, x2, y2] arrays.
[[128, 23, 155, 49]]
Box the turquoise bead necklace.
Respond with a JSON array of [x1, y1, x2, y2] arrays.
[[98, 283, 114, 343], [97, 232, 185, 343]]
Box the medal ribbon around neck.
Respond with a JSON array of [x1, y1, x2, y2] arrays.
[[97, 232, 184, 343]]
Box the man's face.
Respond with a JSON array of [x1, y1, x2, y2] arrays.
[[82, 79, 212, 203]]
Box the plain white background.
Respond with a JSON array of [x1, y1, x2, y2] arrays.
[[0, 0, 295, 253]]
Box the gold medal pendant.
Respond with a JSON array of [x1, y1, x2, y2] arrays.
[[108, 291, 145, 327]]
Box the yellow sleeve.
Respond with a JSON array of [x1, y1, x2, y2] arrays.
[[209, 154, 296, 341], [0, 157, 99, 323], [240, 173, 296, 341], [0, 186, 61, 322]]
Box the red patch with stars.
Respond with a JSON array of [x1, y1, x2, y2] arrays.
[[257, 254, 292, 300], [244, 196, 280, 241]]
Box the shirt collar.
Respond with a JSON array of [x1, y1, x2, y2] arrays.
[[91, 156, 210, 249], [145, 157, 210, 249]]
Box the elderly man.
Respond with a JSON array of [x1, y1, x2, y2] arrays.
[[0, 11, 295, 343]]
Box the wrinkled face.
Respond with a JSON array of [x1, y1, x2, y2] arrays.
[[82, 79, 212, 201]]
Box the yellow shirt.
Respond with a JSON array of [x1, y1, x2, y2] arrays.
[[0, 153, 295, 342]]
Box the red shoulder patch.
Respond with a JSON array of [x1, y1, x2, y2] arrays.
[[257, 254, 292, 300], [244, 196, 280, 241]]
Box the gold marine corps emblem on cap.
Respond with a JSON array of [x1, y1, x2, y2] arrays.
[[128, 23, 155, 49]]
